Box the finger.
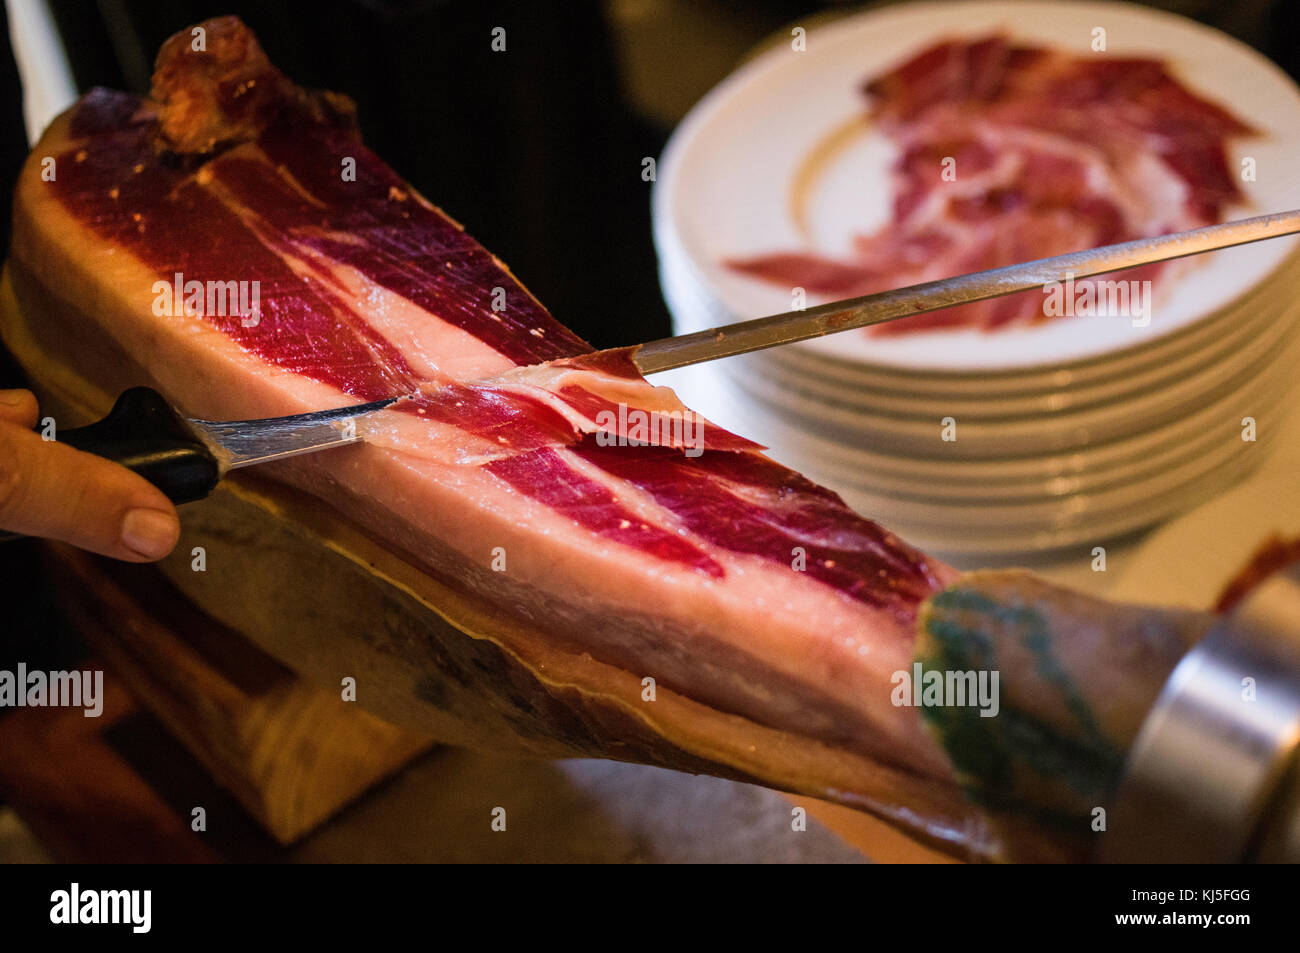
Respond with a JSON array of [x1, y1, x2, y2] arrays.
[[0, 389, 39, 428], [0, 422, 181, 561]]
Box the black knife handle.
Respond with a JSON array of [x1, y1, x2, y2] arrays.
[[56, 387, 220, 505]]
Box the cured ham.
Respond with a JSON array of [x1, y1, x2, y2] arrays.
[[4, 18, 1210, 861], [727, 35, 1254, 334]]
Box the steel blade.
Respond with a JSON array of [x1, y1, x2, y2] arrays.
[[187, 396, 399, 472], [632, 209, 1300, 375]]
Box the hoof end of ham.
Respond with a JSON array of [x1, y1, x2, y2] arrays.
[[151, 15, 357, 155]]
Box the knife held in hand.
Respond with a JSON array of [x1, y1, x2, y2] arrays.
[[43, 387, 398, 504], [23, 207, 1300, 515]]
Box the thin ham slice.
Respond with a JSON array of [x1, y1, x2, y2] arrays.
[[727, 34, 1254, 334]]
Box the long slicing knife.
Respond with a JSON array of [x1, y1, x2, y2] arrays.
[[30, 207, 1300, 507], [0, 391, 398, 543], [630, 207, 1300, 374]]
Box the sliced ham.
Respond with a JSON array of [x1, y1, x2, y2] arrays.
[[727, 34, 1254, 334]]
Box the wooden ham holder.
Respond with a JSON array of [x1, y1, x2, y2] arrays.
[[40, 542, 434, 845], [0, 270, 955, 861]]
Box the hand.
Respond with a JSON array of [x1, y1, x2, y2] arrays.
[[0, 388, 180, 561]]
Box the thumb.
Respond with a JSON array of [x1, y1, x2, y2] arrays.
[[0, 420, 181, 561]]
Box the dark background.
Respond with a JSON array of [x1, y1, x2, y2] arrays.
[[1, 0, 1298, 689]]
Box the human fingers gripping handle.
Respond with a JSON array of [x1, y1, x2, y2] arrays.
[[56, 388, 221, 505], [0, 391, 189, 561]]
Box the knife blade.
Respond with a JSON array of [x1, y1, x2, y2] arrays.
[[52, 388, 400, 506], [0, 388, 401, 543], [631, 208, 1300, 374], [29, 208, 1300, 515], [187, 396, 401, 472]]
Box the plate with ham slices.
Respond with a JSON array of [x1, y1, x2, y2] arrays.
[[653, 0, 1300, 557]]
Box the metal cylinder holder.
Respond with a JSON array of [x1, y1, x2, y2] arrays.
[[1103, 559, 1300, 862]]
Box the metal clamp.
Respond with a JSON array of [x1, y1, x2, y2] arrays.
[[1102, 558, 1300, 862]]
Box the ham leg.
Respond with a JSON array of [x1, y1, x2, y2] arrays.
[[5, 17, 1208, 861]]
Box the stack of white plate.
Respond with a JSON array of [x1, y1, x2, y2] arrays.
[[652, 1, 1300, 559]]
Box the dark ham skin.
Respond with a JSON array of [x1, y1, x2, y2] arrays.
[[147, 14, 359, 155], [5, 17, 1232, 861], [914, 571, 1211, 859], [727, 35, 1255, 334]]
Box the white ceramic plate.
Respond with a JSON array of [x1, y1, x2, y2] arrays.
[[755, 250, 1300, 397], [728, 298, 1297, 457], [725, 341, 1292, 497], [744, 295, 1285, 423], [654, 0, 1300, 372]]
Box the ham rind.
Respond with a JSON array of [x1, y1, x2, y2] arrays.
[[727, 35, 1254, 334], [6, 18, 1004, 854]]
